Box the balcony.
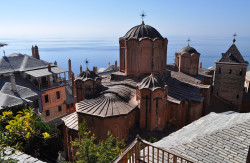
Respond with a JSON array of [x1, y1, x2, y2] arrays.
[[114, 136, 195, 163]]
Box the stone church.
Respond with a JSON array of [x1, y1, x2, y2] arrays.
[[61, 21, 248, 161]]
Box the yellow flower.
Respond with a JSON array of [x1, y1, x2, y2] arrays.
[[42, 132, 50, 139], [25, 132, 31, 139]]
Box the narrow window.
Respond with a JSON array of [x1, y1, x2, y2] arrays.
[[45, 95, 49, 103], [155, 97, 159, 128], [236, 95, 239, 99], [218, 67, 221, 73], [56, 91, 60, 99], [229, 69, 232, 74], [240, 69, 243, 75], [67, 104, 70, 109], [46, 110, 50, 116], [71, 103, 74, 107], [58, 106, 62, 112], [145, 95, 148, 128]]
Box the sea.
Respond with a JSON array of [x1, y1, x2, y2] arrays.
[[1, 35, 250, 75]]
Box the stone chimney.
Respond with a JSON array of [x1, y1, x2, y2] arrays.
[[108, 62, 110, 67], [200, 62, 202, 68], [93, 66, 97, 74], [10, 73, 17, 92], [48, 64, 51, 72], [31, 45, 40, 60], [68, 59, 72, 79], [80, 65, 83, 73], [54, 60, 57, 65], [115, 60, 117, 71]]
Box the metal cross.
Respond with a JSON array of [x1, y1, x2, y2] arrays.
[[233, 33, 237, 43], [187, 38, 191, 46], [85, 58, 89, 69], [140, 11, 146, 22]]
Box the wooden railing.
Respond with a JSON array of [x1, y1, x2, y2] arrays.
[[114, 136, 196, 163]]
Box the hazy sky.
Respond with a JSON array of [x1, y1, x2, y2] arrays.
[[1, 0, 250, 39]]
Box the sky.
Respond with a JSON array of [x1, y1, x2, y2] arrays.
[[0, 0, 250, 39]]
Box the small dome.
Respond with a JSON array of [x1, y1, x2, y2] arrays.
[[76, 68, 100, 81], [138, 74, 166, 91], [178, 46, 199, 55], [122, 22, 163, 41]]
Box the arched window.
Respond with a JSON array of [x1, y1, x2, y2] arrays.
[[219, 67, 221, 73], [229, 69, 232, 74]]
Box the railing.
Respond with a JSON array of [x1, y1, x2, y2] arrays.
[[114, 136, 196, 163]]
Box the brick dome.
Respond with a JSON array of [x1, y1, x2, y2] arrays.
[[178, 46, 199, 55], [122, 21, 163, 41]]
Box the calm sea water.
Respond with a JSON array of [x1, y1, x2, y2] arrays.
[[1, 35, 250, 75]]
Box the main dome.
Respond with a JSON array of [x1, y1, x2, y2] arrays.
[[122, 21, 163, 41]]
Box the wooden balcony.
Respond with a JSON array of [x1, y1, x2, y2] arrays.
[[114, 136, 196, 163]]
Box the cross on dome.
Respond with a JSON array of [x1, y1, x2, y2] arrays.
[[140, 10, 146, 24], [233, 33, 237, 43], [187, 38, 191, 46]]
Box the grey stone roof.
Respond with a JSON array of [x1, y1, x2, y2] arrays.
[[76, 84, 137, 117], [178, 45, 200, 55], [0, 53, 49, 74], [0, 43, 7, 47], [138, 74, 166, 92], [0, 74, 43, 110], [1, 148, 46, 162], [61, 112, 78, 131], [25, 66, 67, 78], [122, 22, 164, 41], [154, 112, 250, 163], [219, 44, 248, 64]]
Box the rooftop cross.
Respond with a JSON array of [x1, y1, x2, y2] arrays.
[[85, 58, 89, 69], [187, 38, 191, 46], [233, 33, 237, 43], [140, 11, 146, 24]]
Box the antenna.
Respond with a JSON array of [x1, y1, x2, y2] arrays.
[[233, 33, 237, 43], [187, 38, 191, 46], [140, 10, 146, 23], [85, 58, 89, 69]]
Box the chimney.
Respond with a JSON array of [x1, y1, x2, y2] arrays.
[[93, 66, 97, 74], [200, 62, 202, 68], [31, 45, 35, 58], [54, 60, 57, 65], [68, 59, 72, 79], [34, 45, 40, 60], [115, 60, 117, 71], [72, 73, 75, 97], [108, 62, 110, 67], [10, 73, 17, 92], [80, 65, 83, 73], [48, 64, 51, 72]]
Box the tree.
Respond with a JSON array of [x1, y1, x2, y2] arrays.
[[0, 108, 51, 161], [73, 120, 125, 163]]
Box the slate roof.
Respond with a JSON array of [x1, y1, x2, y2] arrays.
[[166, 64, 209, 104], [76, 84, 137, 118], [0, 53, 49, 74], [25, 66, 67, 78], [138, 74, 166, 91], [219, 44, 248, 64], [61, 112, 78, 131], [1, 148, 46, 163], [0, 43, 7, 47], [0, 74, 43, 110], [121, 22, 164, 41], [154, 112, 250, 163]]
